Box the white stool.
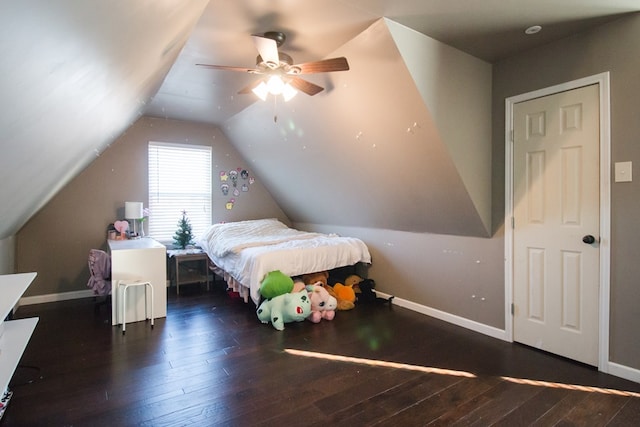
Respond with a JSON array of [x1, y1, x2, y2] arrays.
[[117, 279, 154, 335]]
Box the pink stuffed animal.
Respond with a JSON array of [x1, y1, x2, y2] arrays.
[[306, 282, 337, 323]]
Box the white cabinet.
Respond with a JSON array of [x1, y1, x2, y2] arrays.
[[108, 238, 166, 326], [0, 273, 38, 399]]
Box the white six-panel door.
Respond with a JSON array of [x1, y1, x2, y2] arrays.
[[512, 84, 600, 366]]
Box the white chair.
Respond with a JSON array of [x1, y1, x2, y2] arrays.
[[117, 279, 154, 335]]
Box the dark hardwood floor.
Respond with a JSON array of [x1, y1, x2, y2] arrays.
[[4, 283, 640, 426]]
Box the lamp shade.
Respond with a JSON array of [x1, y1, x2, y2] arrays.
[[251, 77, 298, 102], [282, 83, 297, 102], [252, 81, 269, 101], [124, 202, 143, 220]]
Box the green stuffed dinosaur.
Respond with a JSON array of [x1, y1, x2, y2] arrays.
[[259, 270, 294, 299], [256, 290, 311, 331]]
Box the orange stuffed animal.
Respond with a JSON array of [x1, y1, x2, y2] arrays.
[[333, 282, 356, 304]]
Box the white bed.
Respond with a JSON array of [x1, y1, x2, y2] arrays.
[[196, 219, 371, 306]]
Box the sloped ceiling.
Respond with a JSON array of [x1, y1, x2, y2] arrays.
[[0, 0, 209, 240], [224, 18, 491, 236], [2, 0, 640, 241]]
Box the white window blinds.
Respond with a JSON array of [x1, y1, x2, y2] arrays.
[[148, 142, 212, 243]]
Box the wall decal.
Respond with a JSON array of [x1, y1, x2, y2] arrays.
[[229, 170, 238, 187], [220, 168, 253, 205]]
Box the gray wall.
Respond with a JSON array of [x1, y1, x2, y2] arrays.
[[0, 237, 15, 275], [15, 117, 288, 297], [493, 14, 640, 369], [298, 222, 506, 329]]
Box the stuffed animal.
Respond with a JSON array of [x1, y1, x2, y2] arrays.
[[344, 274, 363, 290], [357, 278, 395, 305], [302, 270, 354, 310], [325, 284, 354, 311], [292, 278, 306, 293], [344, 274, 367, 301], [259, 270, 294, 299], [306, 283, 337, 323], [302, 271, 329, 287], [256, 290, 311, 330], [333, 282, 356, 303]]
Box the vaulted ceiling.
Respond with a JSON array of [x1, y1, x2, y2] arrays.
[[2, 0, 639, 240], [147, 0, 640, 125]]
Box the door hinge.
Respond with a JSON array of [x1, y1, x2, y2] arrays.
[[511, 217, 515, 229], [510, 129, 514, 142], [511, 303, 515, 315]]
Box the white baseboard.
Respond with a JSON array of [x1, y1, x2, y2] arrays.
[[19, 289, 95, 306], [376, 291, 640, 384], [605, 361, 640, 384], [375, 291, 509, 342]]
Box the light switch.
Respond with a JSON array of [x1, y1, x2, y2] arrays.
[[615, 161, 632, 182]]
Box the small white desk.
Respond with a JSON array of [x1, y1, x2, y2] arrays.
[[0, 272, 39, 397], [108, 238, 166, 326]]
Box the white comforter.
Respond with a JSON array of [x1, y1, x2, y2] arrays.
[[199, 218, 322, 257], [197, 219, 371, 306]]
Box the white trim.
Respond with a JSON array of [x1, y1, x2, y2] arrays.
[[375, 291, 509, 342], [19, 289, 95, 306], [606, 362, 640, 384], [504, 72, 611, 373], [504, 101, 515, 342]]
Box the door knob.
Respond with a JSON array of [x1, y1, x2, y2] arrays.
[[582, 235, 596, 244]]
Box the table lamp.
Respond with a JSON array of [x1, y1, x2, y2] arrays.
[[125, 201, 143, 238]]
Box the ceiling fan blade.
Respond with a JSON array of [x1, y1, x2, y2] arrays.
[[237, 79, 264, 95], [196, 63, 260, 73], [288, 77, 324, 96], [252, 35, 279, 68], [293, 57, 350, 74]]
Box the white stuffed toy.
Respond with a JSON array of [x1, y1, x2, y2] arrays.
[[256, 290, 311, 331], [306, 283, 337, 323]]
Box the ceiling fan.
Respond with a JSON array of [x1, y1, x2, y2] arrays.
[[196, 31, 350, 101]]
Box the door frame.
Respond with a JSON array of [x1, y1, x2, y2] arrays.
[[504, 72, 611, 372]]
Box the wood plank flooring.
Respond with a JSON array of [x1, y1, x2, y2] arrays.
[[4, 283, 640, 426]]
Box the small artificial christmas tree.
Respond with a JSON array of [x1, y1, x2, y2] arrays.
[[173, 210, 194, 249]]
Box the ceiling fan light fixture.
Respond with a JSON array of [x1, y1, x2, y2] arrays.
[[199, 31, 349, 103], [251, 77, 297, 102], [266, 75, 285, 95], [282, 83, 298, 102], [252, 81, 269, 101]]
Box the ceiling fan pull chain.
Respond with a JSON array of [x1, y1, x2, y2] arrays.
[[273, 95, 278, 123]]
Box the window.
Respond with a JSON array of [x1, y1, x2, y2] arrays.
[[148, 142, 212, 243]]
